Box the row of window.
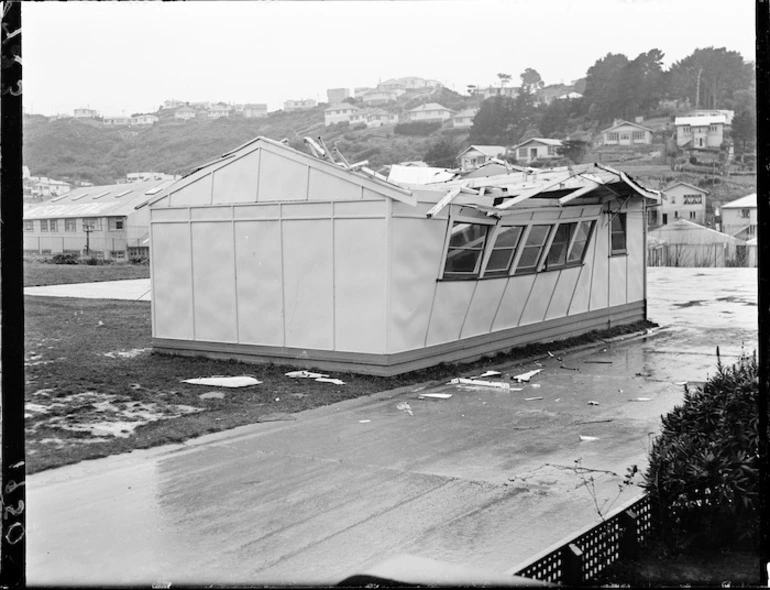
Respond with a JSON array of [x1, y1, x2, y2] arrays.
[[606, 131, 647, 142], [23, 217, 126, 232], [517, 146, 557, 158], [442, 214, 627, 280], [679, 124, 720, 134]]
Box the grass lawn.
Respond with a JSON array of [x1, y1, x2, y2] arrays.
[[24, 294, 654, 474], [24, 260, 150, 287]]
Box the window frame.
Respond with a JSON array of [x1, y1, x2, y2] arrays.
[[440, 218, 494, 280], [48, 219, 58, 232], [482, 224, 526, 277], [513, 224, 554, 276], [108, 216, 126, 231], [64, 218, 77, 232], [82, 217, 102, 231], [40, 219, 48, 232], [610, 212, 628, 256], [23, 220, 33, 231]]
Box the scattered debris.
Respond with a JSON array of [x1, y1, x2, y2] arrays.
[[560, 365, 579, 371], [579, 435, 599, 442], [530, 383, 541, 388], [554, 398, 561, 402], [358, 419, 371, 424], [418, 393, 453, 400], [129, 383, 142, 390], [630, 397, 652, 402], [618, 389, 624, 393], [274, 397, 280, 402], [396, 402, 414, 416], [675, 381, 688, 386], [183, 376, 261, 388], [289, 393, 307, 399], [412, 385, 428, 393], [477, 370, 502, 378], [547, 351, 555, 358], [587, 401, 600, 406], [576, 419, 613, 425], [285, 370, 329, 379], [315, 377, 346, 385], [104, 348, 152, 359], [449, 378, 514, 390], [199, 391, 226, 400], [512, 369, 542, 383], [583, 360, 613, 364], [97, 321, 104, 327], [524, 396, 543, 401]]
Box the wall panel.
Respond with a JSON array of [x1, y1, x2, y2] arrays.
[[388, 218, 446, 353], [211, 151, 260, 204], [626, 202, 645, 302], [589, 216, 610, 311], [334, 219, 387, 353], [545, 266, 582, 320], [460, 279, 508, 339], [191, 222, 238, 343], [151, 223, 193, 340], [234, 220, 283, 345], [491, 274, 537, 331], [257, 150, 309, 202], [425, 281, 477, 346], [168, 176, 212, 207], [519, 271, 560, 325], [282, 219, 334, 349], [309, 168, 362, 201], [568, 234, 598, 316], [609, 255, 628, 307]]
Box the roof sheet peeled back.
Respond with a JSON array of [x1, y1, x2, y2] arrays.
[[422, 162, 660, 218]]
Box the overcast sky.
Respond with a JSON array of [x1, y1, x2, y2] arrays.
[[24, 0, 756, 117]]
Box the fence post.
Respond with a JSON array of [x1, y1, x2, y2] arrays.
[[561, 543, 583, 586], [619, 509, 639, 558]]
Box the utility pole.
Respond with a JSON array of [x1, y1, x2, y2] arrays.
[[1, 1, 26, 586], [695, 66, 703, 110]]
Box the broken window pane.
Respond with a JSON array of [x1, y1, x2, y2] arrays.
[[514, 225, 552, 274], [484, 226, 523, 276]]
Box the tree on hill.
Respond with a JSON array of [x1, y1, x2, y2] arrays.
[[424, 138, 459, 168], [582, 52, 630, 122], [667, 47, 754, 110], [615, 49, 666, 119], [539, 98, 571, 138], [731, 109, 756, 154], [556, 139, 590, 165], [520, 68, 544, 94]]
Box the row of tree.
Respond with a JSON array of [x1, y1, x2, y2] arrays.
[[466, 46, 755, 153]]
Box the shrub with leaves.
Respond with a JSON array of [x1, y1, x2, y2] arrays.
[[51, 252, 80, 265], [643, 350, 759, 549]]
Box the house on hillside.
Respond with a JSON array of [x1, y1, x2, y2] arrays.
[[720, 193, 757, 240], [648, 219, 744, 267], [653, 182, 708, 226], [473, 86, 519, 100], [243, 104, 268, 118], [512, 138, 563, 163], [324, 103, 360, 126], [284, 99, 317, 111], [350, 108, 398, 128], [131, 114, 159, 126], [208, 104, 232, 119], [163, 99, 185, 110], [361, 90, 401, 105], [601, 120, 653, 146], [144, 136, 659, 375], [23, 179, 174, 260], [74, 108, 99, 119], [103, 116, 131, 127], [404, 103, 454, 123], [27, 177, 72, 199], [175, 106, 197, 121], [458, 145, 507, 172], [557, 92, 583, 100], [674, 115, 726, 149], [452, 108, 478, 129]]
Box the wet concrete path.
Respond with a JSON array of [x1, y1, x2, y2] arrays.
[[27, 267, 757, 585]]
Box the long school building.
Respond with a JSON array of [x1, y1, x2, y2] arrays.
[[146, 137, 659, 376]]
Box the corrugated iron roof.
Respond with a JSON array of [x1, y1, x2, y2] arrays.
[[23, 179, 175, 220], [600, 120, 653, 133], [512, 137, 563, 149], [460, 145, 506, 157], [674, 115, 726, 126]]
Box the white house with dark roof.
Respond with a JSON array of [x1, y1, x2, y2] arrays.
[[404, 103, 454, 123], [131, 114, 159, 126], [23, 179, 174, 260], [324, 103, 360, 126], [350, 108, 398, 128], [208, 104, 232, 119], [512, 138, 563, 163], [601, 120, 653, 146], [458, 145, 507, 172], [175, 106, 197, 121], [674, 115, 726, 149], [452, 108, 478, 129]]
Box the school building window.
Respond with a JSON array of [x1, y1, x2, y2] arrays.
[[82, 217, 102, 231], [514, 225, 552, 275], [108, 217, 126, 231], [24, 220, 33, 231], [443, 222, 489, 278], [48, 219, 58, 232], [543, 222, 577, 270], [567, 220, 595, 264], [40, 219, 48, 232], [65, 219, 77, 232], [484, 226, 524, 277], [610, 213, 627, 255]]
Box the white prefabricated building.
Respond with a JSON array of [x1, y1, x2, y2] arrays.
[[145, 137, 659, 375]]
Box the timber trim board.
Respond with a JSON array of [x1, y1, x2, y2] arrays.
[[153, 301, 645, 376]]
